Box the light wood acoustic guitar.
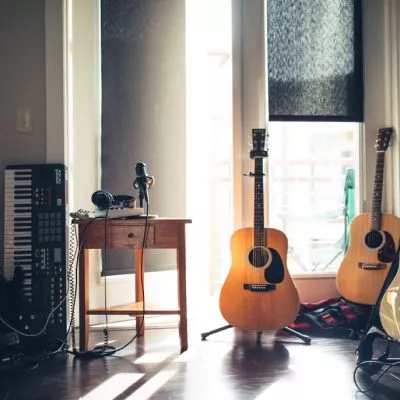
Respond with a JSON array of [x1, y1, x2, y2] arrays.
[[336, 127, 400, 305], [219, 129, 300, 331]]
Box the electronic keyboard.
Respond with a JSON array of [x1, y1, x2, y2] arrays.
[[3, 164, 68, 339]]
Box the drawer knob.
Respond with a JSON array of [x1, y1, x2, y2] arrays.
[[128, 232, 135, 238]]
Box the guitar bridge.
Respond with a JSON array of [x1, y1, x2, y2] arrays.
[[358, 262, 386, 270], [243, 284, 276, 292]]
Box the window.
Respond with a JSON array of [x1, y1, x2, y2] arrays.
[[265, 0, 363, 275], [268, 121, 360, 275]]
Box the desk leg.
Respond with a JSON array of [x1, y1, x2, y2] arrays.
[[177, 225, 188, 353], [135, 248, 145, 336], [79, 248, 90, 352]]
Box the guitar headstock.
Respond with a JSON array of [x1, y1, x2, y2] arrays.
[[250, 129, 269, 159], [376, 127, 395, 151]]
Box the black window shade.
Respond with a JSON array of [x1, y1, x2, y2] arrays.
[[100, 0, 185, 276], [267, 0, 363, 122]]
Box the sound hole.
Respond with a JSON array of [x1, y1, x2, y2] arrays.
[[248, 247, 269, 268], [365, 231, 383, 249]]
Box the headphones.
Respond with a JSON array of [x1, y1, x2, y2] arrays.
[[91, 190, 136, 210]]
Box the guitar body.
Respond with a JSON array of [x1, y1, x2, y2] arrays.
[[336, 212, 400, 305], [379, 261, 400, 341], [219, 227, 300, 331]]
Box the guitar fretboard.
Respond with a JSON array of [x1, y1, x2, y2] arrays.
[[254, 157, 265, 247], [370, 151, 385, 231]]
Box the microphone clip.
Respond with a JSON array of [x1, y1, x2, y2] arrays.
[[133, 162, 155, 207], [133, 175, 155, 191]]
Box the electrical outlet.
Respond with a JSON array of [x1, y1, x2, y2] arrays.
[[16, 107, 33, 133]]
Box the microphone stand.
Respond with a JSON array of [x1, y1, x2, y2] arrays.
[[138, 188, 145, 209], [133, 162, 154, 210], [133, 178, 153, 209]]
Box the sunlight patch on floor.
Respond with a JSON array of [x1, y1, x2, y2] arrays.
[[133, 351, 175, 365], [80, 373, 144, 400], [125, 366, 179, 400]]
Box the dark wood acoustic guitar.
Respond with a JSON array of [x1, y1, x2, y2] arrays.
[[219, 128, 300, 331], [336, 127, 400, 305]]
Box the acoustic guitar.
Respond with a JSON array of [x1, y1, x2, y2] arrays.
[[219, 129, 300, 331], [336, 127, 400, 305]]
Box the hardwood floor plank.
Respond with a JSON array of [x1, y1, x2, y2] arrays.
[[0, 318, 399, 400]]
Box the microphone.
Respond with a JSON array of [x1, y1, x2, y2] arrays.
[[133, 162, 154, 203]]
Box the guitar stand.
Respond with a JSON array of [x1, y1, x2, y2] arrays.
[[201, 324, 312, 345], [357, 326, 400, 371], [356, 297, 400, 372], [356, 246, 400, 373]]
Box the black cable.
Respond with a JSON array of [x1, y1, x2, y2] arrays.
[[39, 216, 87, 355], [353, 358, 400, 393], [0, 220, 80, 359], [63, 216, 107, 356], [68, 219, 78, 352], [1, 202, 147, 369], [353, 334, 400, 392], [70, 198, 150, 358], [64, 215, 112, 357], [91, 207, 114, 354], [0, 356, 39, 374], [0, 217, 101, 373]]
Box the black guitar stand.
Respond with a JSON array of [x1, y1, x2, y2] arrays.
[[201, 324, 311, 345], [356, 246, 400, 371]]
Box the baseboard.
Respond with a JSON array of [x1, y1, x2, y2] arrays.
[[294, 275, 340, 302]]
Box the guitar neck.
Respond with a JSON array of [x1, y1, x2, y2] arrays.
[[370, 151, 385, 231], [254, 157, 265, 246]]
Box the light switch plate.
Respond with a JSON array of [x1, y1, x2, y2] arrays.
[[16, 107, 33, 133]]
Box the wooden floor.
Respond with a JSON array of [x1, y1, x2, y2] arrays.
[[1, 315, 400, 400]]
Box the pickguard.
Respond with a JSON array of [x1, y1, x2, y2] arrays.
[[378, 231, 396, 263], [264, 248, 284, 284]]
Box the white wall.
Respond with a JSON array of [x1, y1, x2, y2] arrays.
[[0, 0, 48, 260], [363, 0, 400, 215], [45, 0, 66, 164]]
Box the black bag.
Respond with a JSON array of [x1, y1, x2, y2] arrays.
[[288, 297, 372, 339]]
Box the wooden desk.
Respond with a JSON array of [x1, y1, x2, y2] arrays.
[[76, 217, 192, 353]]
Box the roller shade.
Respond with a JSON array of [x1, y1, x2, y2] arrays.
[[267, 0, 363, 122]]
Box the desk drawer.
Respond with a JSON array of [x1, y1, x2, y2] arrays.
[[107, 225, 155, 248]]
